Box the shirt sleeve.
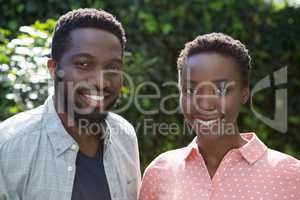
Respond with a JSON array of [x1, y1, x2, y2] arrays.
[[284, 157, 300, 199], [131, 129, 142, 200], [139, 153, 175, 200], [139, 165, 159, 200], [119, 121, 142, 200], [0, 172, 8, 200], [0, 146, 8, 200]]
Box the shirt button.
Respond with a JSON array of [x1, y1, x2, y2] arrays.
[[67, 166, 73, 172], [71, 144, 78, 150]]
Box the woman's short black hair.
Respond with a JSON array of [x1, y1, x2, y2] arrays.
[[177, 32, 251, 87], [51, 8, 126, 62]]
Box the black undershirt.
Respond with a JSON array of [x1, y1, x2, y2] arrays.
[[71, 147, 111, 200]]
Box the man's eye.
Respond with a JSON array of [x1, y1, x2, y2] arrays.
[[78, 62, 89, 67], [106, 65, 120, 70], [74, 60, 91, 69]]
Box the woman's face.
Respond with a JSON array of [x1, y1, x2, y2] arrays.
[[179, 52, 249, 136]]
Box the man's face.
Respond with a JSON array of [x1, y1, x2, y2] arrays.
[[179, 52, 249, 136], [53, 28, 123, 125]]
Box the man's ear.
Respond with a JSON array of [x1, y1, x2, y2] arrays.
[[241, 87, 250, 104], [47, 58, 57, 80]]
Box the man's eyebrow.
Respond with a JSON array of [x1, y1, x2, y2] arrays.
[[70, 54, 122, 65], [103, 58, 123, 65], [70, 53, 95, 59]]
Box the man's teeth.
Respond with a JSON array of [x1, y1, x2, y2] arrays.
[[196, 119, 218, 126], [85, 94, 104, 101]]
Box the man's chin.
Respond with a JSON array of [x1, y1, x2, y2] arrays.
[[74, 111, 108, 125], [63, 95, 118, 128], [72, 112, 108, 138]]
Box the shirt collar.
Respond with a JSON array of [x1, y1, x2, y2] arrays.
[[184, 132, 267, 165], [184, 137, 199, 161], [42, 96, 76, 157], [42, 95, 111, 157], [239, 132, 267, 165]]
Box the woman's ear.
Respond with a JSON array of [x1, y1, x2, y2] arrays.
[[241, 87, 250, 104], [47, 58, 57, 80]]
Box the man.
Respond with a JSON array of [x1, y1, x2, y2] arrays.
[[0, 8, 140, 200]]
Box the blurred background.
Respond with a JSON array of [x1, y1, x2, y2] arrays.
[[0, 0, 299, 171]]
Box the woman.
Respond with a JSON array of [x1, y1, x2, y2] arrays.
[[139, 33, 300, 200]]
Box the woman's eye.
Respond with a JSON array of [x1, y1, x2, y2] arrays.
[[189, 88, 197, 95], [216, 88, 226, 96], [214, 81, 223, 96], [216, 84, 231, 96], [182, 87, 197, 95]]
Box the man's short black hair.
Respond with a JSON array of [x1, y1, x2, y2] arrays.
[[177, 32, 251, 87], [51, 8, 126, 62]]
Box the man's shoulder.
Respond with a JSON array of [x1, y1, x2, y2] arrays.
[[107, 112, 136, 137], [0, 105, 44, 147]]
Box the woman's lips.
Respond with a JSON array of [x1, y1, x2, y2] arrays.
[[194, 118, 218, 126], [191, 115, 220, 129], [192, 115, 219, 121]]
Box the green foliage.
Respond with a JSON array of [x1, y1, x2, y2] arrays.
[[0, 20, 55, 120], [0, 0, 300, 170]]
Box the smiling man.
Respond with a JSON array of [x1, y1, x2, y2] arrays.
[[0, 8, 140, 200]]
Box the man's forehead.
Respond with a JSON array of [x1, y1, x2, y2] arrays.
[[69, 28, 121, 47], [61, 28, 122, 60]]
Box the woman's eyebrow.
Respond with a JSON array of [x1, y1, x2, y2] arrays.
[[212, 78, 230, 84], [181, 79, 233, 88], [180, 79, 198, 86]]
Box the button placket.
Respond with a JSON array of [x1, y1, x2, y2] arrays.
[[71, 144, 78, 151], [67, 143, 78, 182], [67, 166, 73, 172], [211, 151, 237, 187]]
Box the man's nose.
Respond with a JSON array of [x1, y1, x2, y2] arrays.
[[88, 69, 111, 91]]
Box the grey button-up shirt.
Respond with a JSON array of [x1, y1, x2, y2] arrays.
[[0, 96, 141, 200]]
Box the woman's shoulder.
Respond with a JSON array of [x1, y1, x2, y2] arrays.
[[145, 146, 188, 173]]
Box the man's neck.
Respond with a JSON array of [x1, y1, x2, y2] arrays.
[[56, 109, 103, 158]]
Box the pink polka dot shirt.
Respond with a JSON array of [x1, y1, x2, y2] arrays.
[[139, 133, 300, 200]]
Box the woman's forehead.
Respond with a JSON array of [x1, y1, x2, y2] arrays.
[[180, 52, 241, 84]]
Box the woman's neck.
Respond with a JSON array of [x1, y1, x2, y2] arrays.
[[196, 129, 248, 179]]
